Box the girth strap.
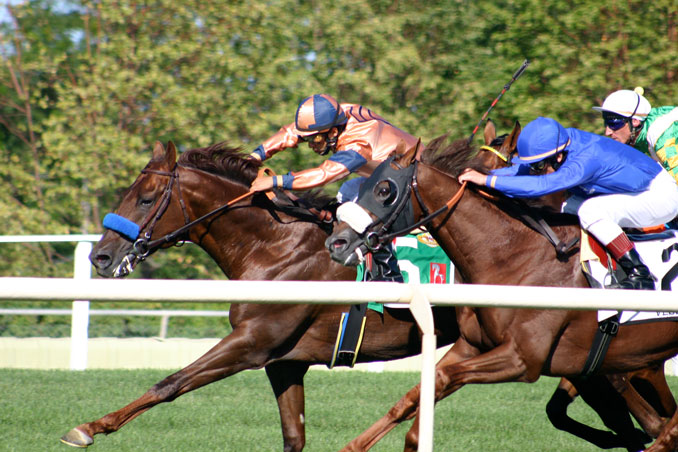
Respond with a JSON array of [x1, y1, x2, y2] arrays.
[[581, 314, 619, 377]]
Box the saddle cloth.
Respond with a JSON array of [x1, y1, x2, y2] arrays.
[[580, 230, 678, 323]]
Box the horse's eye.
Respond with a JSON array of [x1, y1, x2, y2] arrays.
[[139, 197, 154, 207], [373, 180, 398, 206]]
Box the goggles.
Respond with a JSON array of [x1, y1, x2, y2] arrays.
[[529, 159, 549, 173], [298, 133, 327, 144], [602, 111, 628, 131], [529, 152, 567, 174]]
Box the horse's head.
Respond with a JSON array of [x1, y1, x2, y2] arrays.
[[478, 120, 520, 169], [326, 141, 421, 266], [91, 141, 188, 277]]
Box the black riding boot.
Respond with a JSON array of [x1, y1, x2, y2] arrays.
[[369, 245, 404, 283], [609, 248, 655, 290]]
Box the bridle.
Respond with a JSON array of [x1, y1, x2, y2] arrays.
[[357, 156, 575, 259], [109, 164, 256, 276], [131, 165, 191, 258], [361, 159, 467, 252]]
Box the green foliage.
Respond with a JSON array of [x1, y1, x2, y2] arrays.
[[1, 0, 676, 282]]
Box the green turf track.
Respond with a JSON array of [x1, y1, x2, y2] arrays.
[[1, 368, 674, 452]]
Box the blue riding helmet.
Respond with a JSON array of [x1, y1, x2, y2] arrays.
[[295, 94, 348, 136], [512, 117, 570, 165]]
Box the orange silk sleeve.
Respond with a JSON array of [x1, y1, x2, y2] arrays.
[[289, 160, 350, 190]]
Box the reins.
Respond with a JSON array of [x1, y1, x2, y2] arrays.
[[126, 166, 267, 260], [137, 168, 269, 254]]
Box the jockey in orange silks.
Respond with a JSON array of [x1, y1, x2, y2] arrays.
[[249, 94, 418, 281], [249, 94, 419, 201]]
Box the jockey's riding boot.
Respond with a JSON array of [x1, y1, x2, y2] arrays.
[[610, 248, 655, 290], [604, 232, 655, 290], [371, 245, 404, 283]]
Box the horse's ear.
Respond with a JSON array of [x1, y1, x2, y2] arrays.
[[165, 140, 177, 165], [394, 138, 419, 167], [504, 121, 521, 155], [483, 119, 497, 145], [152, 141, 166, 160]]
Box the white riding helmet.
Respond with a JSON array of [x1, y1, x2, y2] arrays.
[[592, 88, 651, 121]]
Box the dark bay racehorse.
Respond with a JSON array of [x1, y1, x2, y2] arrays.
[[60, 141, 460, 452], [326, 138, 678, 452]]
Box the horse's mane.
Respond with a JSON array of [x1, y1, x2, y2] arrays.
[[178, 142, 260, 186], [420, 134, 490, 176], [177, 142, 334, 208]]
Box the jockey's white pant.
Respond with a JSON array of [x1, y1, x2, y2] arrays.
[[563, 170, 678, 246]]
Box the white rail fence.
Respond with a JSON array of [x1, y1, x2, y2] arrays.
[[0, 234, 101, 370], [0, 308, 230, 339], [3, 278, 678, 452], [0, 235, 225, 366]]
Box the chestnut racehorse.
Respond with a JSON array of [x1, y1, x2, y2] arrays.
[[326, 137, 678, 452], [60, 141, 460, 451], [482, 121, 676, 451]]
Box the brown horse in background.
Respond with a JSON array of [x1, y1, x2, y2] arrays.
[[326, 137, 678, 452], [60, 141, 460, 451]]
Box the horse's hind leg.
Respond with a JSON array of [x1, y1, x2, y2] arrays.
[[265, 361, 309, 452], [620, 366, 676, 436]]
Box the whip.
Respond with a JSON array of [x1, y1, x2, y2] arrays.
[[467, 59, 530, 144]]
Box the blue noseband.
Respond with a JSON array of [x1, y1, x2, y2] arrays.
[[103, 213, 140, 241]]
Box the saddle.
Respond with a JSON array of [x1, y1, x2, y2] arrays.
[[581, 226, 678, 290], [579, 226, 678, 376]]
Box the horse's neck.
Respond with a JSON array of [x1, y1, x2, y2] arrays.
[[418, 166, 582, 287], [179, 167, 347, 281]]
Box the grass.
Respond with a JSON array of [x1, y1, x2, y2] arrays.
[[0, 368, 672, 452]]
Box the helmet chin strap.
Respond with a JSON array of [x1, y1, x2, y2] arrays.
[[626, 93, 643, 145], [320, 125, 344, 155]]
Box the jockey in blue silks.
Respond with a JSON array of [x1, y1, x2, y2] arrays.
[[460, 116, 678, 290]]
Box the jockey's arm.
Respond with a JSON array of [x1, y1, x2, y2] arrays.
[[274, 150, 367, 190], [250, 124, 300, 161]]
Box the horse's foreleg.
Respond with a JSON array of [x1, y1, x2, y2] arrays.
[[339, 338, 480, 452], [573, 375, 651, 451], [544, 377, 641, 450], [61, 330, 273, 448], [265, 362, 309, 452]]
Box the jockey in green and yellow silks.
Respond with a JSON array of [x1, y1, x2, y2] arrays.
[[593, 88, 678, 183]]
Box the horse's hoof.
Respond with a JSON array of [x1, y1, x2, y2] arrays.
[[60, 427, 93, 448]]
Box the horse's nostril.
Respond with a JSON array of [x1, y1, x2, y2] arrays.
[[331, 239, 347, 250]]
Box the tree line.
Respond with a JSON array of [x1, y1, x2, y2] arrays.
[[1, 0, 676, 279]]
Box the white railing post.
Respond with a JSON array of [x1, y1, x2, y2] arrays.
[[409, 287, 436, 452], [69, 241, 92, 370]]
